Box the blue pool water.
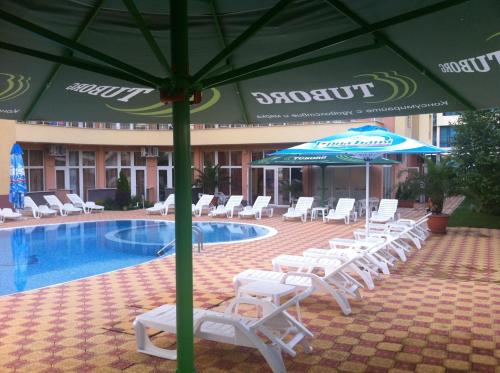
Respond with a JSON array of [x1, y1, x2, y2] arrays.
[[0, 220, 273, 296]]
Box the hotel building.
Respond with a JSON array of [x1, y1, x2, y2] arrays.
[[0, 115, 433, 208]]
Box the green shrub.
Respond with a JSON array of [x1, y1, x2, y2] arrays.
[[116, 170, 131, 208], [451, 109, 500, 215]]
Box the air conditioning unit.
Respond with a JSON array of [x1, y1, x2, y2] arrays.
[[140, 146, 159, 157], [48, 144, 66, 157]]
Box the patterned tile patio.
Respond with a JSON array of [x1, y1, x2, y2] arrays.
[[0, 200, 498, 372]]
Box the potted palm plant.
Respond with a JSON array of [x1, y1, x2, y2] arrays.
[[418, 158, 458, 234], [194, 162, 230, 195]]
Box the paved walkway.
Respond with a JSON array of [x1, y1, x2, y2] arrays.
[[0, 202, 498, 372]]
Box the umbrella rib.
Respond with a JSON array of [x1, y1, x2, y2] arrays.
[[22, 0, 106, 121], [0, 41, 155, 88], [121, 0, 172, 77], [208, 0, 251, 124], [322, 0, 475, 110], [0, 9, 162, 87], [202, 42, 381, 89], [197, 0, 470, 88], [192, 0, 294, 82]]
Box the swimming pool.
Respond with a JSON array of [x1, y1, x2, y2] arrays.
[[0, 220, 275, 296]]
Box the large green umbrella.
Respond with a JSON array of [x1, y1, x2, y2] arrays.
[[252, 154, 398, 206], [0, 1, 499, 371]]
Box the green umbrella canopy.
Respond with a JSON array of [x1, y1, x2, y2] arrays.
[[0, 1, 499, 123], [1, 2, 499, 372], [251, 154, 398, 166], [252, 153, 398, 207]]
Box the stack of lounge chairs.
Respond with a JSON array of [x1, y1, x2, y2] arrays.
[[132, 210, 431, 372]]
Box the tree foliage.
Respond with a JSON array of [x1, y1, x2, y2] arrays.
[[451, 109, 500, 215]]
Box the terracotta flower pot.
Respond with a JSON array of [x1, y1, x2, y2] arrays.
[[398, 199, 415, 208], [427, 214, 449, 234]]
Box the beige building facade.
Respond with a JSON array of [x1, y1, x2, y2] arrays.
[[0, 115, 432, 207]]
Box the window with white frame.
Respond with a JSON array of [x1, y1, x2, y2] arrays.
[[105, 151, 146, 197], [54, 150, 96, 198], [23, 149, 44, 192], [203, 151, 242, 195]]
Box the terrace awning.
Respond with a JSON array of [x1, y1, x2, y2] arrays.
[[0, 1, 499, 371]]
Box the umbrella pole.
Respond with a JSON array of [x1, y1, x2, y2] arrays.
[[171, 0, 195, 372], [321, 165, 326, 206], [365, 161, 370, 237]]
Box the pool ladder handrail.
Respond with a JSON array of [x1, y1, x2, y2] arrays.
[[156, 225, 204, 256]]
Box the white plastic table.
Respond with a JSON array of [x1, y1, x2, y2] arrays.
[[311, 207, 328, 221]]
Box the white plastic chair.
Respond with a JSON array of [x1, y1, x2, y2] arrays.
[[67, 193, 104, 214], [324, 198, 356, 224], [238, 196, 273, 220], [192, 194, 214, 216], [0, 208, 22, 221], [134, 287, 314, 373], [23, 196, 57, 218], [282, 197, 314, 222], [208, 195, 243, 218], [369, 199, 398, 223], [43, 195, 82, 216], [146, 194, 175, 215]]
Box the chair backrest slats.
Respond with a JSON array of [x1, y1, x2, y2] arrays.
[[253, 196, 271, 209], [226, 195, 243, 208], [24, 196, 38, 210], [377, 199, 398, 215], [164, 194, 175, 205], [196, 194, 213, 208], [335, 198, 355, 214], [294, 197, 314, 212], [44, 195, 63, 207]]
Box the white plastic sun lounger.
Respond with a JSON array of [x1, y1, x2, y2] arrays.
[[234, 260, 358, 316], [0, 208, 23, 221], [43, 195, 82, 216], [271, 255, 364, 300], [134, 288, 314, 373], [282, 197, 314, 222], [208, 195, 243, 218], [327, 237, 395, 276], [23, 196, 57, 218], [355, 222, 422, 254], [369, 199, 399, 223], [67, 193, 104, 214], [393, 213, 431, 242], [238, 196, 273, 220], [146, 194, 175, 215], [192, 194, 214, 216], [324, 198, 356, 224], [302, 247, 379, 290]]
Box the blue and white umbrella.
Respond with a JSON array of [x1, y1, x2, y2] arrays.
[[9, 143, 27, 210], [275, 125, 446, 235]]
